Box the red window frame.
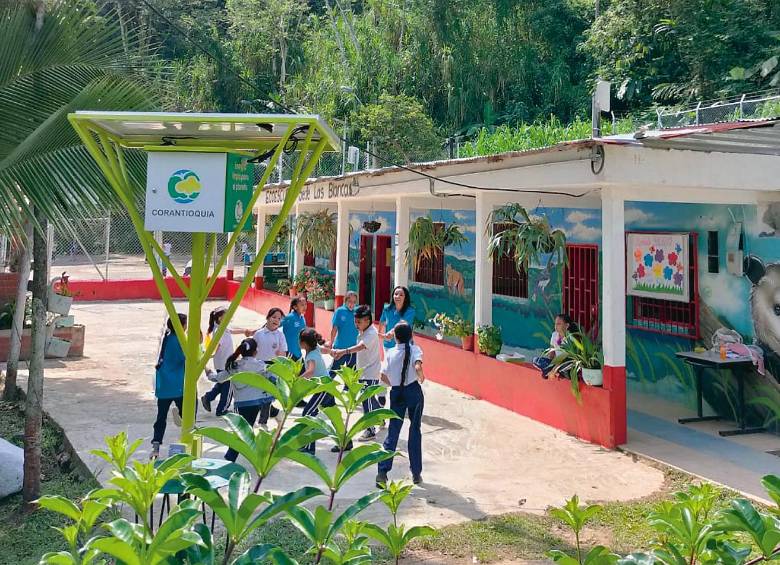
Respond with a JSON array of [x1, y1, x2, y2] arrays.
[[413, 221, 444, 285], [563, 243, 599, 337], [626, 231, 700, 339], [491, 223, 528, 298]]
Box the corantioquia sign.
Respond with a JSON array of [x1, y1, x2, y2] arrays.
[[264, 180, 359, 204]]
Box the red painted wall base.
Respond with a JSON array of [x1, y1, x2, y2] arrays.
[[69, 277, 228, 301], [226, 269, 234, 281], [254, 276, 264, 290]]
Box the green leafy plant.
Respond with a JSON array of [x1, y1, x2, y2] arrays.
[[37, 361, 434, 565], [405, 216, 468, 271], [293, 266, 319, 294], [549, 495, 617, 565], [362, 481, 436, 564], [296, 210, 337, 257], [487, 204, 567, 271], [277, 278, 292, 295], [431, 313, 472, 339], [549, 333, 603, 401], [476, 324, 503, 356]]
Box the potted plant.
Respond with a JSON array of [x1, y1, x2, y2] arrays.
[[293, 267, 318, 298], [405, 215, 468, 271], [318, 275, 335, 310], [487, 204, 567, 271], [476, 324, 503, 357], [549, 332, 604, 401], [47, 272, 73, 316], [296, 210, 337, 258], [277, 278, 293, 296], [430, 313, 474, 350]]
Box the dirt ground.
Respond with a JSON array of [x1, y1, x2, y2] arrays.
[[15, 300, 665, 528]]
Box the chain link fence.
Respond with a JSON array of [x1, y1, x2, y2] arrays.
[[656, 91, 780, 129]]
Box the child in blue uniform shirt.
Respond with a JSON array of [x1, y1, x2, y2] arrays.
[[151, 313, 188, 459], [330, 290, 359, 373], [298, 328, 332, 454], [282, 297, 307, 360]]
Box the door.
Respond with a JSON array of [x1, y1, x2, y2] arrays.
[[563, 244, 599, 336], [359, 235, 373, 307], [374, 235, 392, 319]]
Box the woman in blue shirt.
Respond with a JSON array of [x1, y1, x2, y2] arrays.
[[281, 296, 307, 360], [379, 286, 416, 351], [151, 313, 187, 458]]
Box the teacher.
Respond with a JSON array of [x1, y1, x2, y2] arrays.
[[379, 286, 416, 352]]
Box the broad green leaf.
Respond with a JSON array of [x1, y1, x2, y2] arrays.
[[762, 475, 780, 511], [39, 552, 77, 565], [335, 446, 395, 490], [284, 450, 334, 488], [245, 486, 323, 536], [90, 538, 142, 565], [233, 544, 299, 565], [37, 496, 81, 522]]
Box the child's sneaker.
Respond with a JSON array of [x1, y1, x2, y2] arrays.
[[200, 395, 212, 412], [150, 441, 161, 460], [412, 473, 423, 485], [259, 423, 269, 432], [359, 427, 376, 441], [375, 471, 388, 488], [172, 406, 182, 426], [274, 409, 285, 426]]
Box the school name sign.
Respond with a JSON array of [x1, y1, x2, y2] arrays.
[[145, 151, 253, 233], [263, 180, 359, 204]]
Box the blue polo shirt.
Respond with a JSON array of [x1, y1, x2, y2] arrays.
[[281, 311, 306, 359], [331, 305, 358, 349], [379, 304, 416, 349]]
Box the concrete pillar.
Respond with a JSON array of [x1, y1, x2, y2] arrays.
[[0, 235, 8, 269], [394, 196, 410, 288], [601, 187, 627, 446], [225, 232, 235, 280], [255, 210, 266, 289], [292, 206, 304, 278], [335, 202, 350, 307], [474, 192, 493, 329]]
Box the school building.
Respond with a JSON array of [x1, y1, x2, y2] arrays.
[[246, 119, 780, 491]]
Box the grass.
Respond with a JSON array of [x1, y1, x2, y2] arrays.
[[412, 465, 733, 563], [0, 399, 99, 565]]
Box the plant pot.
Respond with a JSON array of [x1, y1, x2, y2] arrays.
[[581, 368, 603, 386], [460, 335, 474, 351], [47, 290, 73, 316], [324, 299, 335, 310], [45, 336, 71, 358]]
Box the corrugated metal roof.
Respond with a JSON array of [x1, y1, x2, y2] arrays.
[[601, 119, 780, 156]]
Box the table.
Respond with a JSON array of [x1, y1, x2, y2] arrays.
[[150, 458, 246, 530], [675, 350, 766, 437]]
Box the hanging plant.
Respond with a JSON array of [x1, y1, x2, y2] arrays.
[[404, 215, 468, 271], [296, 210, 337, 256], [487, 203, 567, 271], [363, 219, 381, 233]]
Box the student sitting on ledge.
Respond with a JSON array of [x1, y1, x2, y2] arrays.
[[532, 313, 578, 379]]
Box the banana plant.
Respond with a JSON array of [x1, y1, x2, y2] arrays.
[[182, 470, 323, 565], [37, 493, 110, 565], [361, 481, 436, 565]]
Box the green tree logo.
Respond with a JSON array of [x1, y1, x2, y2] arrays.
[[167, 169, 202, 204]]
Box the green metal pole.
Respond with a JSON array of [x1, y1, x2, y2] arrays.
[[181, 232, 206, 449]]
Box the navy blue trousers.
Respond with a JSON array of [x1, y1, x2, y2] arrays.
[[378, 381, 424, 475]]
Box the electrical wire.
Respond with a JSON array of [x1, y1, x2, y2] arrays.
[[139, 0, 598, 198]]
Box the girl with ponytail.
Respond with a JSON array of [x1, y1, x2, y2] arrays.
[[376, 321, 426, 487], [206, 338, 276, 462], [200, 306, 236, 416]]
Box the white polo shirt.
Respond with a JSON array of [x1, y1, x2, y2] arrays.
[[381, 344, 423, 386], [253, 327, 288, 362], [212, 331, 235, 372], [356, 325, 381, 381]]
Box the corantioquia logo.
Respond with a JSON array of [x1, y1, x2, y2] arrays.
[[167, 169, 202, 204]]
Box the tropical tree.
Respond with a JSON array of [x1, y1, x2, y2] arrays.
[[0, 0, 157, 503]]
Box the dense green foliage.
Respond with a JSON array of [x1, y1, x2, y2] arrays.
[[95, 0, 780, 161]]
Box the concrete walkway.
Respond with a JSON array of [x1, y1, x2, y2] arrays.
[[17, 301, 664, 527]]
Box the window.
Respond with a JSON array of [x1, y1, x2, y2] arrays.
[[491, 223, 528, 298], [413, 222, 444, 285], [627, 232, 700, 339], [707, 231, 719, 274], [563, 244, 599, 336]]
